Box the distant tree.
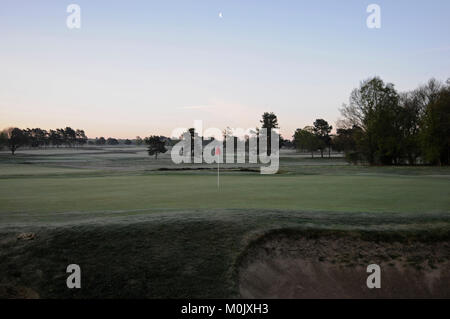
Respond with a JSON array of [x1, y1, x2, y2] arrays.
[[106, 138, 119, 145], [333, 127, 360, 152], [95, 137, 106, 145], [165, 137, 175, 146], [63, 127, 77, 147], [145, 135, 167, 159], [135, 136, 143, 146], [56, 128, 66, 146], [124, 139, 132, 145], [24, 128, 48, 148], [188, 128, 196, 158], [280, 137, 294, 149], [48, 129, 62, 147], [75, 130, 87, 146], [332, 126, 364, 164], [2, 128, 28, 155], [260, 112, 279, 155], [260, 112, 279, 130], [0, 131, 7, 150], [313, 119, 333, 158], [293, 126, 320, 158], [222, 127, 238, 154]]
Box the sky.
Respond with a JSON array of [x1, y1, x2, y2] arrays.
[[0, 0, 449, 139]]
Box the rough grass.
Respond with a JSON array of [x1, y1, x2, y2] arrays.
[[1, 209, 449, 298]]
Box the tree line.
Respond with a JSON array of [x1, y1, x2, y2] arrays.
[[0, 127, 88, 155], [334, 77, 450, 165], [293, 77, 449, 166], [0, 127, 151, 155], [2, 77, 448, 165]]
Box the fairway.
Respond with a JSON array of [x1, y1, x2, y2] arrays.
[[1, 173, 449, 215]]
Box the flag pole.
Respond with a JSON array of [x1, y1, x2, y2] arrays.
[[217, 148, 220, 189]]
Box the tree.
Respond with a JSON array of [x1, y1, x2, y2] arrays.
[[124, 139, 132, 145], [2, 128, 28, 155], [260, 112, 279, 130], [135, 136, 143, 146], [393, 79, 444, 165], [49, 129, 63, 147], [24, 128, 48, 148], [95, 137, 106, 145], [57, 128, 66, 146], [107, 138, 119, 145], [420, 84, 450, 165], [145, 135, 167, 159], [333, 127, 359, 152], [293, 126, 320, 158], [340, 77, 402, 165], [260, 112, 279, 155], [0, 131, 7, 150], [75, 130, 88, 146], [313, 119, 332, 158], [188, 128, 196, 158], [222, 127, 238, 155], [64, 127, 77, 147], [280, 137, 294, 149], [332, 126, 364, 164]]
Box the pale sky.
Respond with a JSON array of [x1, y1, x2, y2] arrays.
[[1, 0, 449, 139]]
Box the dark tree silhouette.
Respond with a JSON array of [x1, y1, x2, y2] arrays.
[[313, 119, 333, 158], [49, 130, 62, 147], [135, 136, 143, 146], [95, 137, 106, 145], [145, 135, 167, 159], [340, 77, 402, 165], [260, 112, 279, 155], [76, 130, 87, 146], [0, 131, 7, 150], [107, 138, 119, 145], [293, 126, 320, 158], [24, 128, 48, 148], [420, 85, 450, 165], [2, 128, 28, 155]]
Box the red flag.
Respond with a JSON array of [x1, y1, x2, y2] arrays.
[[215, 146, 221, 155]]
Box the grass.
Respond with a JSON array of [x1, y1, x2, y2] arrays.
[[2, 209, 449, 298], [0, 147, 449, 298], [0, 174, 449, 216]]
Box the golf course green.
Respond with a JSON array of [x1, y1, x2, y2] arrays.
[[0, 173, 449, 215]]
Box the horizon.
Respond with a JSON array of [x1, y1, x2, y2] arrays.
[[1, 0, 450, 139]]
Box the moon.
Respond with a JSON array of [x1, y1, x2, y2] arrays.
[[219, 12, 223, 18]]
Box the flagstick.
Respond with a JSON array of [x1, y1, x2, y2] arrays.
[[217, 154, 220, 189], [216, 146, 220, 190]]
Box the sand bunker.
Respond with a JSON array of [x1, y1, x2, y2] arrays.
[[239, 232, 450, 298]]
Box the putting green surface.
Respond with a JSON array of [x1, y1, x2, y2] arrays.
[[1, 173, 449, 215]]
